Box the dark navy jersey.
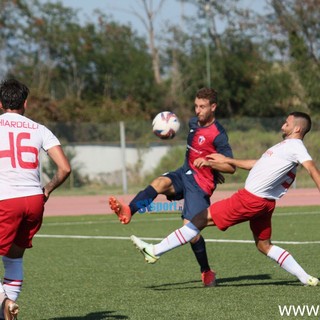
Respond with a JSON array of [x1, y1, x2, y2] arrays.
[[183, 116, 233, 195]]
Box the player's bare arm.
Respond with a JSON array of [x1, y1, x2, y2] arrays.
[[301, 160, 320, 192], [207, 153, 256, 171], [193, 157, 235, 173], [43, 145, 71, 200]]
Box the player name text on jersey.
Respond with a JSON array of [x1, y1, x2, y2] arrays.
[[0, 119, 39, 129]]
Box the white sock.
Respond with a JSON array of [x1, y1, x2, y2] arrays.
[[154, 222, 200, 256], [267, 245, 310, 284], [2, 257, 23, 301]]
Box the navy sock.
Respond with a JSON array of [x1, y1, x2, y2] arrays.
[[190, 235, 210, 273], [129, 185, 158, 215]]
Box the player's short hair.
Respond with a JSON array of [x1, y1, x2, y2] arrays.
[[289, 111, 312, 136], [0, 79, 29, 110], [196, 87, 218, 105]]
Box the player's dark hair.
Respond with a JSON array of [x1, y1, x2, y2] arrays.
[[196, 87, 218, 105], [289, 111, 312, 136], [0, 79, 29, 110]]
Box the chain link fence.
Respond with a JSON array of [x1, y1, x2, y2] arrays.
[[43, 117, 320, 193]]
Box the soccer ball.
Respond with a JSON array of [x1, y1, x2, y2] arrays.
[[152, 111, 180, 139]]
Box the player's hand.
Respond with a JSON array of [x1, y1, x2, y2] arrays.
[[42, 187, 50, 202], [193, 157, 211, 168], [206, 153, 228, 164]]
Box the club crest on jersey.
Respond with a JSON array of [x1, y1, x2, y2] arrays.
[[198, 135, 205, 145]]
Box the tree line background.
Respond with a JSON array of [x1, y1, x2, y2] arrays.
[[1, 0, 319, 191], [1, 0, 320, 132]]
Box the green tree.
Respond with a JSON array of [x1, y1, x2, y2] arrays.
[[262, 0, 320, 112], [1, 0, 161, 123]]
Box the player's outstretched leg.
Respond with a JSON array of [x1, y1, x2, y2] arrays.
[[266, 245, 319, 286], [2, 298, 19, 320], [108, 197, 132, 224], [130, 235, 159, 264]]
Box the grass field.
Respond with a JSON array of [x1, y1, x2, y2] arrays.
[[17, 206, 320, 320]]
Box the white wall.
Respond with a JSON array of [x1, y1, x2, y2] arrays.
[[70, 145, 173, 179]]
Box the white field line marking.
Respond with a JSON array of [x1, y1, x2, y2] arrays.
[[42, 217, 180, 226], [42, 210, 320, 227], [35, 234, 320, 244]]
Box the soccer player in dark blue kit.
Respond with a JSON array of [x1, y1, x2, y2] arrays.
[[109, 87, 235, 286]]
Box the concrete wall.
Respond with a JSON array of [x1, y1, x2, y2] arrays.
[[40, 143, 185, 187], [72, 145, 171, 179]]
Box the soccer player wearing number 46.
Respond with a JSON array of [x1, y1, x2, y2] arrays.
[[131, 112, 320, 287], [0, 79, 71, 319]]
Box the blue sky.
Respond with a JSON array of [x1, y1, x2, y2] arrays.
[[46, 0, 265, 36], [52, 0, 196, 35]]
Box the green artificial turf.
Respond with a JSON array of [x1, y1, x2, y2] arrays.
[[17, 206, 320, 319]]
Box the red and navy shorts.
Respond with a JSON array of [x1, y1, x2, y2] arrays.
[[164, 167, 210, 221], [0, 194, 45, 255], [209, 188, 276, 240]]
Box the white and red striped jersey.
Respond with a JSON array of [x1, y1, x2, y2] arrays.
[[245, 139, 312, 200], [0, 113, 61, 200]]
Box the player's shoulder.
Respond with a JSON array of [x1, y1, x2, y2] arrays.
[[213, 119, 227, 133], [289, 139, 309, 154], [283, 138, 306, 148], [189, 116, 198, 127]]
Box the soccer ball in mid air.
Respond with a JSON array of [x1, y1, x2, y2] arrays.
[[152, 111, 180, 139]]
